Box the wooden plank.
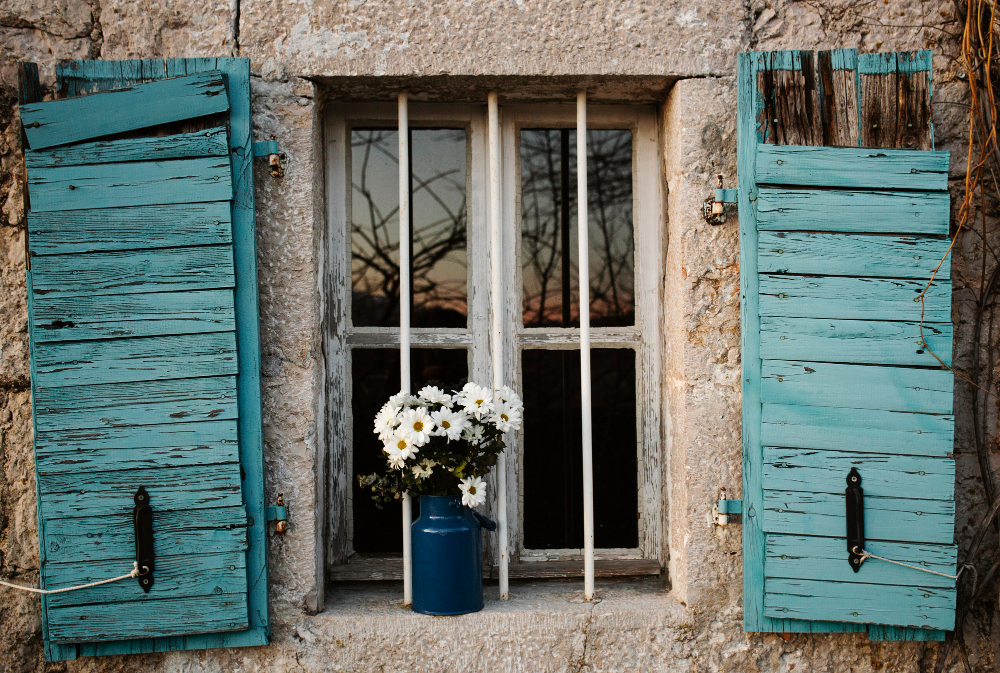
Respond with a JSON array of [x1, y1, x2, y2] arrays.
[[31, 245, 235, 297], [756, 188, 950, 234], [32, 332, 238, 388], [27, 156, 233, 213], [755, 145, 949, 190], [37, 463, 243, 519], [758, 51, 822, 146], [56, 59, 167, 97], [868, 625, 946, 641], [817, 49, 860, 147], [758, 275, 951, 322], [765, 534, 956, 588], [46, 552, 247, 608], [21, 71, 229, 150], [758, 232, 951, 278], [858, 52, 899, 148], [327, 556, 660, 581], [47, 594, 248, 644], [32, 289, 236, 342], [35, 420, 239, 474], [26, 127, 230, 169], [28, 202, 232, 255], [33, 376, 238, 432], [759, 317, 952, 367], [896, 52, 933, 151], [761, 360, 953, 414], [765, 577, 955, 630], [762, 403, 954, 456], [763, 447, 954, 500], [763, 490, 955, 544], [43, 506, 247, 564]]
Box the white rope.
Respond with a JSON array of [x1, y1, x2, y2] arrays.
[[855, 547, 976, 591], [0, 562, 143, 595]]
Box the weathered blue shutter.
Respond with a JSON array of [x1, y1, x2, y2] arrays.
[[739, 50, 956, 639], [19, 58, 268, 660]]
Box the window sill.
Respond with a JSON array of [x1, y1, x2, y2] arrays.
[[329, 556, 662, 582]]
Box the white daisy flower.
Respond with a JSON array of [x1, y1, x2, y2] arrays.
[[384, 432, 418, 467], [496, 385, 524, 411], [462, 424, 485, 444], [491, 401, 522, 433], [459, 476, 487, 508], [373, 403, 401, 441], [431, 407, 470, 441], [399, 407, 433, 446], [417, 385, 452, 405], [388, 391, 418, 408], [456, 383, 493, 418], [411, 461, 434, 479]]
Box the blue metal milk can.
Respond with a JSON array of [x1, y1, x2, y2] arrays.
[[411, 494, 497, 615]]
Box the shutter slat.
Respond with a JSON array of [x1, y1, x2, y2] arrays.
[[31, 245, 235, 297], [762, 404, 954, 456], [48, 594, 248, 644], [36, 420, 239, 474], [38, 464, 243, 519], [761, 361, 952, 413], [764, 578, 955, 630], [766, 535, 956, 587], [26, 127, 230, 169], [757, 188, 950, 234], [759, 317, 952, 366], [763, 447, 955, 499], [20, 71, 229, 150], [756, 145, 949, 190], [28, 157, 234, 212], [759, 274, 951, 321], [29, 202, 232, 255], [759, 232, 951, 278], [32, 332, 238, 388], [46, 552, 247, 608], [32, 289, 236, 342], [33, 376, 238, 433], [44, 508, 247, 564], [763, 490, 954, 544]]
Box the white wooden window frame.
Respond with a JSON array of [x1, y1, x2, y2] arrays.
[[323, 101, 664, 569]]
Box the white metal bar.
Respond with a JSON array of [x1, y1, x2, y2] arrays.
[[398, 93, 413, 606], [488, 91, 510, 600], [577, 91, 595, 601]]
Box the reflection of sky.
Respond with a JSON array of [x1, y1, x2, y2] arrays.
[[351, 129, 468, 327], [521, 129, 635, 327]]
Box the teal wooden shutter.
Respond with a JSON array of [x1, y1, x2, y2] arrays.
[[739, 50, 957, 639], [18, 58, 268, 660]]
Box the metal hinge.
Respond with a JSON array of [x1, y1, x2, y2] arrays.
[[266, 493, 287, 533], [713, 488, 742, 525], [253, 137, 283, 177]]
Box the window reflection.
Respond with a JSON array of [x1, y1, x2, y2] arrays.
[[351, 129, 468, 328], [520, 129, 635, 328]]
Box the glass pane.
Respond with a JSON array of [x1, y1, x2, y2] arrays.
[[351, 348, 469, 553], [520, 129, 635, 328], [351, 128, 468, 328], [521, 348, 638, 549]]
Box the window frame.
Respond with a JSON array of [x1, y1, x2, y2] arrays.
[[322, 101, 665, 573]]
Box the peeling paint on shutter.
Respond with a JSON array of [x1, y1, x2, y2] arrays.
[[19, 58, 268, 660], [739, 49, 956, 640]]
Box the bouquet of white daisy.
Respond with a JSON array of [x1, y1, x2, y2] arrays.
[[358, 382, 523, 509]]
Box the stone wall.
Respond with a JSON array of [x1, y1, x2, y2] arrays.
[[1, 1, 996, 671]]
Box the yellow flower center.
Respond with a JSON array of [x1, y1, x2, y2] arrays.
[[501, 413, 509, 421], [413, 421, 423, 432], [469, 486, 477, 495], [475, 398, 484, 405], [397, 439, 407, 450], [442, 420, 451, 428]]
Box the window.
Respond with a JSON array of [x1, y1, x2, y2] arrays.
[[324, 102, 664, 575]]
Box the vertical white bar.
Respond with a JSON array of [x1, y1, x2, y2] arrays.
[[398, 93, 413, 606], [488, 92, 510, 600], [577, 91, 595, 601]]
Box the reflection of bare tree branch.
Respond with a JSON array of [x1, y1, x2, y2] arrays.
[[521, 129, 635, 327], [351, 130, 468, 326]]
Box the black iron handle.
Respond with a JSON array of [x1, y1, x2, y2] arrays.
[[845, 468, 865, 572], [470, 510, 498, 532], [133, 486, 155, 592]]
